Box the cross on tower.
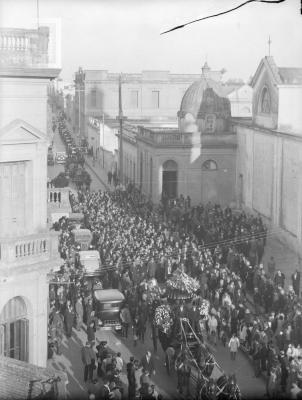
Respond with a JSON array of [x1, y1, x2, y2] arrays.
[[268, 36, 272, 56]]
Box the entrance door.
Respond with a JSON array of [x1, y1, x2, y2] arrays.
[[162, 160, 178, 199], [163, 171, 177, 198]]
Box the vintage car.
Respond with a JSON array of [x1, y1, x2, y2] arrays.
[[94, 289, 125, 331], [71, 228, 92, 250], [68, 213, 84, 229], [56, 151, 67, 164], [78, 250, 101, 276]]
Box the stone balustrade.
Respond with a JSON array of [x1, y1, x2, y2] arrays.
[[137, 126, 192, 147], [47, 187, 70, 207], [0, 26, 49, 67], [0, 232, 59, 266]]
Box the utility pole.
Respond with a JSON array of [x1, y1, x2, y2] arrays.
[[102, 113, 105, 169], [117, 73, 127, 184], [268, 35, 272, 56]]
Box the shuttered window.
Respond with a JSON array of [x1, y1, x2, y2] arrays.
[[0, 297, 29, 362], [0, 162, 26, 236]]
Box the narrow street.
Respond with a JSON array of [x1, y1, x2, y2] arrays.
[[47, 128, 107, 192], [48, 317, 266, 400]]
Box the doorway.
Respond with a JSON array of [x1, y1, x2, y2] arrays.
[[162, 160, 178, 199]]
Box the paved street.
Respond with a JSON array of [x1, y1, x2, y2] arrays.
[[46, 122, 297, 400], [47, 129, 107, 192], [48, 320, 266, 400]]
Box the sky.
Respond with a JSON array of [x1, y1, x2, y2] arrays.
[[0, 0, 301, 83]]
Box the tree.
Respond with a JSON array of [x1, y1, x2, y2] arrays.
[[51, 172, 69, 188]]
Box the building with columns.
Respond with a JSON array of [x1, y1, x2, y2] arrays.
[[73, 64, 228, 139], [0, 25, 63, 375]]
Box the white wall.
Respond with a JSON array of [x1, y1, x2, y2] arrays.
[[278, 85, 302, 134], [0, 78, 49, 133], [0, 270, 49, 367], [236, 123, 302, 255]]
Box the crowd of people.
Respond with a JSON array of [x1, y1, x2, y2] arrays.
[[47, 173, 302, 399]]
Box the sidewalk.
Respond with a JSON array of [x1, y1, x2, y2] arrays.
[[84, 155, 112, 192], [262, 236, 301, 294]]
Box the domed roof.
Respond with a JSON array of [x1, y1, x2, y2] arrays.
[[179, 77, 225, 119]]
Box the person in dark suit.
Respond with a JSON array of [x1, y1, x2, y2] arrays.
[[98, 377, 110, 400], [81, 341, 95, 383], [140, 351, 155, 376], [274, 270, 285, 289], [126, 356, 136, 399], [64, 300, 74, 338], [292, 269, 301, 297]]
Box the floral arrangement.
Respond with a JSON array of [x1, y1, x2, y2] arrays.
[[146, 278, 161, 304], [198, 299, 210, 319], [166, 268, 200, 299], [154, 304, 174, 333]]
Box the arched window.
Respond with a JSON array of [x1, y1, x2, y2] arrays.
[[0, 297, 29, 361], [260, 87, 271, 114], [202, 160, 218, 171]]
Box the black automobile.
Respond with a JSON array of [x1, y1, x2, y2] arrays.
[[94, 289, 125, 331]]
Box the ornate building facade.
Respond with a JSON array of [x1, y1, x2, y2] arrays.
[[123, 64, 237, 206], [73, 64, 228, 140], [0, 26, 62, 370]]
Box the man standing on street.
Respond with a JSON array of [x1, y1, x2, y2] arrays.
[[228, 333, 240, 361], [126, 356, 136, 399], [274, 270, 285, 289], [292, 269, 301, 297], [75, 295, 84, 331], [81, 341, 96, 383], [140, 350, 155, 376], [267, 256, 276, 280], [208, 314, 218, 346]]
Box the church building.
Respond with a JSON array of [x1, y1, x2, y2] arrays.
[[235, 56, 302, 255], [134, 62, 237, 206]]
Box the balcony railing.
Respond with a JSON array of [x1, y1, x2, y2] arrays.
[[47, 187, 71, 208], [137, 126, 193, 146], [0, 232, 59, 266], [0, 26, 49, 67]]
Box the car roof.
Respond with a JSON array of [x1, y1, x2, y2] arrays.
[[94, 289, 125, 302], [79, 250, 99, 260]]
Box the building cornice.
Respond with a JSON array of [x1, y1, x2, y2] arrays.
[[0, 67, 61, 79], [232, 118, 302, 142]]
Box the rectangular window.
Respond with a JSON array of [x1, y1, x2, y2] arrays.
[[91, 89, 97, 108], [152, 90, 160, 109], [205, 115, 215, 133], [130, 90, 139, 108]]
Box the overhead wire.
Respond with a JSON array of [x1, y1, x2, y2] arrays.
[[57, 223, 292, 275]]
